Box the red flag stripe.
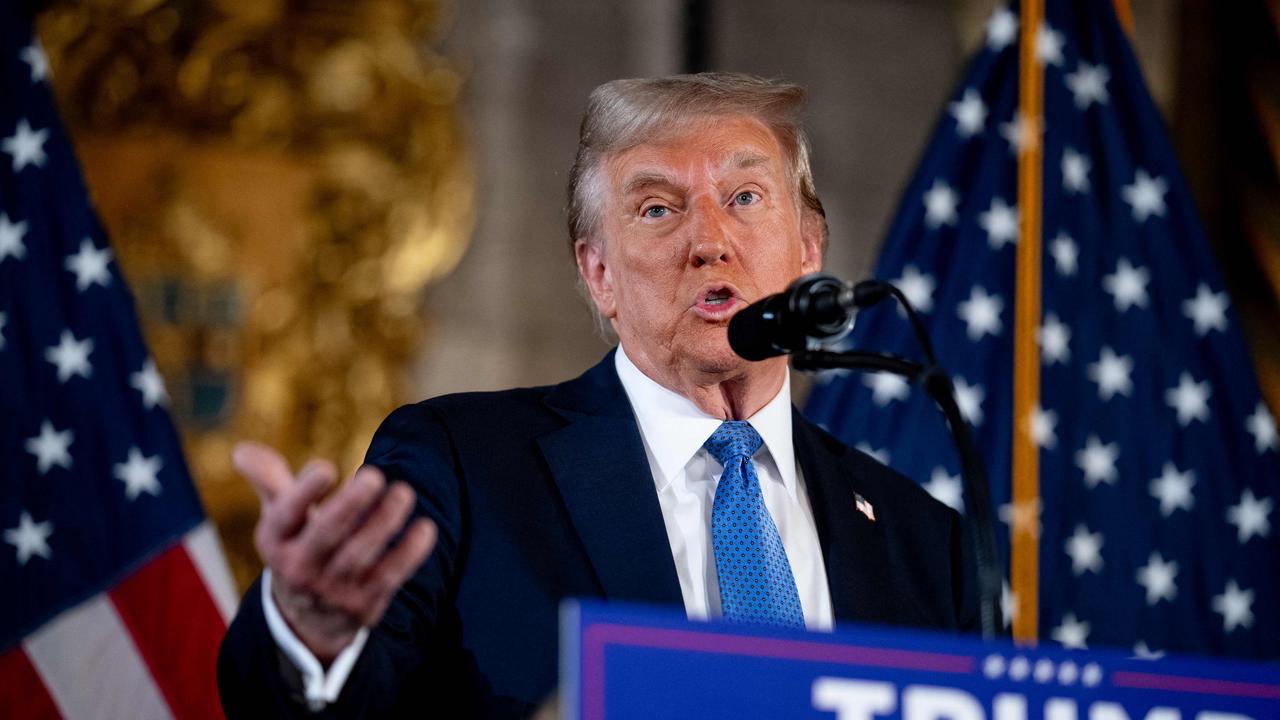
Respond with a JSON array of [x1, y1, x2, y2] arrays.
[[0, 646, 61, 720], [110, 543, 228, 720]]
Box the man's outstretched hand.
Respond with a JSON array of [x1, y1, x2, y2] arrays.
[[233, 441, 437, 664]]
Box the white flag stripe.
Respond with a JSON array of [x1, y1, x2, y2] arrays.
[[23, 595, 175, 720], [184, 521, 239, 623]]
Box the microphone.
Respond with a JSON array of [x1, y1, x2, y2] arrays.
[[729, 274, 888, 361]]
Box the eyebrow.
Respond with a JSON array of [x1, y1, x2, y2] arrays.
[[621, 172, 677, 197], [620, 152, 774, 197]]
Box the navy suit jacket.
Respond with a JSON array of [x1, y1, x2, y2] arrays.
[[218, 352, 978, 718]]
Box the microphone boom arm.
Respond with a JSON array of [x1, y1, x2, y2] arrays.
[[793, 349, 1004, 640]]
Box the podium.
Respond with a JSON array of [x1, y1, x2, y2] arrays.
[[560, 601, 1279, 719]]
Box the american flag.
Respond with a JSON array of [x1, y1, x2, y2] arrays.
[[805, 1, 1279, 659], [1, 5, 237, 717]]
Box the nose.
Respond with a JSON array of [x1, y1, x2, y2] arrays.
[[688, 200, 734, 268]]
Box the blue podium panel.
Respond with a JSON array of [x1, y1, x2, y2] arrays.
[[561, 601, 1280, 720]]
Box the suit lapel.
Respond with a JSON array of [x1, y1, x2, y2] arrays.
[[793, 411, 901, 625], [536, 353, 684, 606]]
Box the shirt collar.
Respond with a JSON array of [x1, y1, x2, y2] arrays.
[[614, 345, 797, 497]]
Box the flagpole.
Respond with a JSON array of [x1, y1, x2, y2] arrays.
[[1112, 0, 1136, 36], [1012, 0, 1046, 645]]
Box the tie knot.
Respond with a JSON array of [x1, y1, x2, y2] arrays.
[[703, 421, 763, 465]]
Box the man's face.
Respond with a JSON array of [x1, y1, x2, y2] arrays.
[[577, 115, 824, 380]]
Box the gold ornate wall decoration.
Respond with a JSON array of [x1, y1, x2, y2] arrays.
[[37, 0, 474, 590]]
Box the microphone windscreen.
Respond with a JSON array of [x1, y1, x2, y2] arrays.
[[727, 302, 784, 361]]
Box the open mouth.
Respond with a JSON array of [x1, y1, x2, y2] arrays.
[[704, 288, 734, 306], [693, 282, 743, 319]]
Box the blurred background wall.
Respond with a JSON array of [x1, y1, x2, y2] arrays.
[[33, 0, 1278, 589]]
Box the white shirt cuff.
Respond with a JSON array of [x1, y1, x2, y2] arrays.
[[261, 569, 370, 711]]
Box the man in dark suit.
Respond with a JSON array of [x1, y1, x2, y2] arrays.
[[218, 73, 977, 718]]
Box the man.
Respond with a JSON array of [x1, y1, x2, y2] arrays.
[[218, 73, 977, 718]]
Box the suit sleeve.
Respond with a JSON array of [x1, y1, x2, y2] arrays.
[[217, 401, 466, 717]]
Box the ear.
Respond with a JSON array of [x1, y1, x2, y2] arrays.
[[574, 238, 617, 319], [799, 209, 826, 275]]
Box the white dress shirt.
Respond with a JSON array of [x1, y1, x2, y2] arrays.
[[614, 346, 834, 630], [264, 346, 834, 706]]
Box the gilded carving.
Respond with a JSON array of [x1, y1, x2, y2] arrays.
[[37, 0, 472, 589]]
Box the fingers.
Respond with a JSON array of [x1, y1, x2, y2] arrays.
[[261, 458, 338, 541], [233, 441, 297, 502], [296, 465, 388, 563], [321, 481, 419, 583], [358, 518, 437, 625]]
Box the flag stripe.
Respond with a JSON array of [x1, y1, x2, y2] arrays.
[[23, 595, 174, 720], [184, 521, 240, 623], [1012, 0, 1046, 643], [111, 543, 227, 720], [0, 647, 61, 720]]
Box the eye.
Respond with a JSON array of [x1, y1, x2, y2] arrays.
[[643, 205, 669, 219], [733, 191, 760, 206]]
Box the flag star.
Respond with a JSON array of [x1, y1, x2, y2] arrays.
[[131, 358, 170, 409], [1000, 112, 1041, 154], [1001, 580, 1017, 629], [65, 238, 113, 291], [2, 118, 50, 172], [1133, 642, 1165, 660], [1064, 61, 1110, 109], [922, 179, 960, 229], [1062, 148, 1091, 194], [986, 7, 1019, 51], [892, 265, 935, 314], [978, 197, 1019, 249], [1121, 169, 1169, 222], [999, 499, 1042, 539], [1087, 346, 1134, 400], [953, 377, 985, 427], [864, 372, 910, 407], [1049, 231, 1079, 276], [1149, 462, 1195, 516], [1051, 613, 1090, 649], [1212, 580, 1255, 633], [1135, 552, 1179, 605], [1030, 405, 1057, 449], [1245, 402, 1277, 453], [949, 88, 988, 138], [25, 420, 74, 475], [957, 286, 1003, 340], [0, 212, 28, 262], [1226, 488, 1273, 543], [1165, 372, 1211, 426], [19, 42, 51, 82], [114, 447, 163, 500], [1064, 524, 1104, 575], [1182, 284, 1229, 336], [1102, 258, 1150, 311], [4, 511, 53, 565], [1039, 313, 1071, 365], [924, 467, 964, 513], [1075, 435, 1119, 488], [44, 329, 94, 383], [854, 443, 890, 466], [1036, 22, 1066, 67]]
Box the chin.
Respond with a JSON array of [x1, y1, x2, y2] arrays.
[[686, 340, 752, 376]]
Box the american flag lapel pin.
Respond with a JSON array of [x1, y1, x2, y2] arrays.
[[854, 492, 876, 522]]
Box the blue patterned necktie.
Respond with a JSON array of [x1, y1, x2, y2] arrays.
[[705, 421, 806, 629]]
